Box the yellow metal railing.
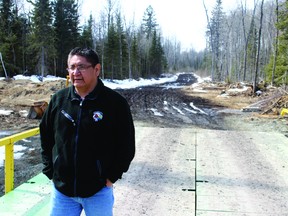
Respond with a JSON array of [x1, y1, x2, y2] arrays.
[[0, 127, 40, 194]]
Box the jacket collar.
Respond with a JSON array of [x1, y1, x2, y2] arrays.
[[68, 78, 104, 101]]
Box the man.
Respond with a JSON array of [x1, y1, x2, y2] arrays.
[[40, 47, 135, 216]]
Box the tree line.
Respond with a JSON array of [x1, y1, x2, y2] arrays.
[[0, 0, 179, 80], [0, 0, 287, 87], [205, 0, 287, 87]]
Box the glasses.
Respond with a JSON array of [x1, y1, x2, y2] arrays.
[[67, 64, 93, 73]]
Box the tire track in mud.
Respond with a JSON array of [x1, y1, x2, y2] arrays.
[[116, 86, 223, 129]]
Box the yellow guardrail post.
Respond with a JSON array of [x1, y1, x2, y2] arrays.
[[280, 108, 288, 116], [5, 141, 14, 194], [0, 127, 40, 194], [66, 75, 70, 87]]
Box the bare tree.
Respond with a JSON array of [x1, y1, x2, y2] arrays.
[[203, 0, 215, 80], [0, 52, 8, 78], [115, 11, 123, 78], [253, 0, 264, 92], [271, 0, 279, 86], [241, 0, 258, 81], [95, 11, 108, 79], [123, 14, 136, 79], [105, 0, 116, 29]]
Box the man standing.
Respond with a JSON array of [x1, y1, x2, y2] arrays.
[[40, 47, 135, 216]]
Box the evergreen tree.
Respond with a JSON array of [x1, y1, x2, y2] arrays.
[[149, 30, 165, 76], [115, 11, 129, 79], [141, 5, 159, 77], [27, 0, 56, 77], [142, 5, 158, 39], [267, 0, 288, 86], [103, 12, 129, 80], [0, 0, 13, 41], [105, 17, 118, 79], [0, 1, 31, 76], [0, 0, 21, 76], [8, 8, 29, 75], [53, 0, 80, 76], [131, 33, 140, 78], [16, 14, 31, 74], [207, 0, 226, 81], [79, 14, 94, 48]]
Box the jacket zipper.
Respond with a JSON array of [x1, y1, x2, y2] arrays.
[[73, 99, 83, 196], [61, 108, 78, 195], [61, 110, 76, 126]]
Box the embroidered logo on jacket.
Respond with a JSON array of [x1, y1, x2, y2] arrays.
[[93, 111, 103, 122]]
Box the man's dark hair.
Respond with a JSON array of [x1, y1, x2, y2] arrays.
[[68, 47, 99, 66]]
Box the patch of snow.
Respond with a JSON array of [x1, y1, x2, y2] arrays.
[[0, 145, 29, 167], [0, 110, 14, 116], [148, 108, 164, 117], [184, 108, 197, 114], [19, 110, 28, 117], [189, 102, 207, 115], [172, 106, 185, 115]]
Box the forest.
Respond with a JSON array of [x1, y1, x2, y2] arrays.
[[0, 0, 287, 87]]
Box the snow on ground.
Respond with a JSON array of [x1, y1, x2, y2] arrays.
[[0, 73, 179, 89], [0, 72, 210, 89], [0, 140, 30, 167]]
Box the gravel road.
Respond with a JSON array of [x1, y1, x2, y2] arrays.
[[196, 129, 288, 215], [112, 124, 288, 215], [113, 73, 288, 215]]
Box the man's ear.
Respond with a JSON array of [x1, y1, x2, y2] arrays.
[[95, 64, 101, 76]]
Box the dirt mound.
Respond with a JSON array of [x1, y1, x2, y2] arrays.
[[0, 79, 67, 107]]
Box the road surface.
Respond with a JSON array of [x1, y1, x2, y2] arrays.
[[112, 122, 288, 215]]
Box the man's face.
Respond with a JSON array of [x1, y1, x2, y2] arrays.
[[67, 55, 100, 91]]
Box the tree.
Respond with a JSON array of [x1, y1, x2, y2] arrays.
[[140, 5, 162, 77], [271, 0, 279, 86], [130, 33, 140, 78], [100, 9, 129, 80], [142, 5, 158, 39], [149, 30, 165, 76], [53, 0, 80, 76], [0, 0, 25, 76], [95, 10, 108, 79], [123, 13, 136, 79], [163, 36, 181, 72], [0, 0, 13, 45], [253, 0, 264, 92], [27, 0, 56, 77], [79, 14, 94, 48], [241, 0, 258, 81], [204, 0, 226, 81], [105, 16, 118, 79], [115, 11, 125, 79], [269, 0, 288, 86]]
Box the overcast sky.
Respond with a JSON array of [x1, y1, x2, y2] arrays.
[[80, 0, 255, 52]]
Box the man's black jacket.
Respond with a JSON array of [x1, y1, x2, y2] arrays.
[[40, 79, 135, 198]]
